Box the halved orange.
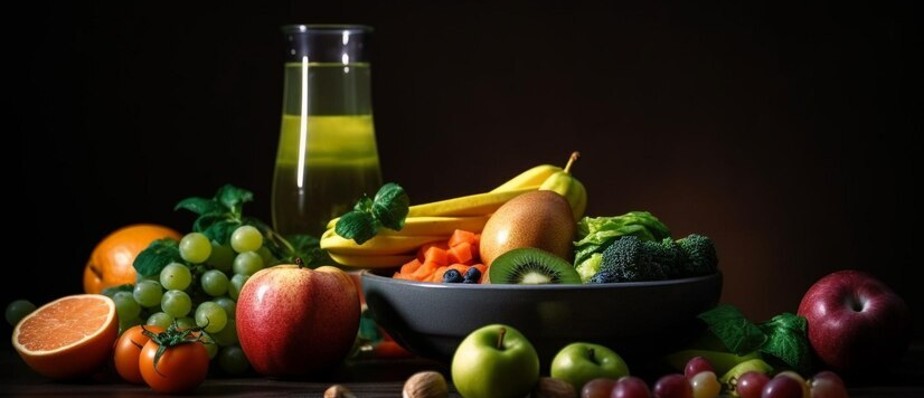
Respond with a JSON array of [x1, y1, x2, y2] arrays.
[[12, 294, 119, 380]]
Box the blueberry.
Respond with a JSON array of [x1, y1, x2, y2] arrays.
[[442, 269, 464, 283], [589, 270, 620, 283], [463, 267, 482, 284]]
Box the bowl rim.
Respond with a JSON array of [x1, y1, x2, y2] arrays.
[[360, 269, 722, 290]]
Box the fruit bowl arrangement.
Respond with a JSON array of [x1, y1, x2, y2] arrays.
[[361, 268, 723, 365]]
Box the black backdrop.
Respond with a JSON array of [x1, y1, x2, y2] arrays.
[[9, 1, 922, 348]]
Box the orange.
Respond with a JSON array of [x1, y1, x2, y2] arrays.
[[12, 294, 119, 380], [83, 224, 182, 294]]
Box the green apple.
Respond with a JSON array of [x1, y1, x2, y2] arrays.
[[550, 342, 630, 391], [451, 324, 540, 398]]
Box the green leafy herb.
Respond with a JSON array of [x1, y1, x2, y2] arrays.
[[698, 304, 813, 373], [335, 183, 409, 244], [134, 184, 330, 276]]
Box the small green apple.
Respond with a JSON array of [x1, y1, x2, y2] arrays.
[[550, 342, 630, 391], [451, 324, 540, 398]]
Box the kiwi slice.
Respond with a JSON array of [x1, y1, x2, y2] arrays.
[[489, 247, 582, 285]]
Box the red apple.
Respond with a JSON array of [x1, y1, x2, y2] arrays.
[[797, 269, 912, 374], [236, 264, 361, 376]]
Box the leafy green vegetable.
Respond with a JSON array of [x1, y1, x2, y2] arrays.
[[133, 238, 184, 277], [573, 211, 672, 266], [698, 304, 813, 373], [335, 183, 409, 244]]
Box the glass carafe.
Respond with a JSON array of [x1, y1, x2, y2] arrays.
[[272, 25, 383, 238]]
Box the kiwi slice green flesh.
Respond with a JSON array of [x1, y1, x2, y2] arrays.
[[489, 247, 582, 284]]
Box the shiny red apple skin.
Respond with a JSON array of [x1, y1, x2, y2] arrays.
[[797, 269, 912, 374], [236, 264, 361, 377]]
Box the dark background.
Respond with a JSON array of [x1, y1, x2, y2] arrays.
[[8, 1, 922, 349]]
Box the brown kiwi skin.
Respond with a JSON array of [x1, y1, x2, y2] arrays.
[[488, 247, 582, 285], [479, 190, 576, 267]]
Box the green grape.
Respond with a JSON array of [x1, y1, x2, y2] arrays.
[[229, 274, 249, 300], [230, 225, 264, 253], [257, 246, 276, 266], [146, 311, 174, 329], [5, 299, 36, 326], [218, 345, 251, 376], [200, 269, 230, 297], [199, 332, 219, 359], [175, 316, 197, 331], [213, 296, 236, 319], [161, 289, 192, 318], [133, 280, 164, 308], [211, 319, 238, 346], [206, 242, 235, 273], [179, 232, 212, 264], [113, 291, 142, 320], [160, 262, 193, 290], [233, 251, 264, 276], [195, 301, 228, 334], [119, 316, 143, 335]]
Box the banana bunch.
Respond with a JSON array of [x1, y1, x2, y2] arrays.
[[320, 152, 588, 268]]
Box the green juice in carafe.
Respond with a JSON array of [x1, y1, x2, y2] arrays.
[[271, 62, 382, 238]]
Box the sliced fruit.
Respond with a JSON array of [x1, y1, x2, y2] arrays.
[[488, 247, 582, 284], [12, 294, 119, 380]]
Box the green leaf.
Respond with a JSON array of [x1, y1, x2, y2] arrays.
[[372, 183, 410, 230], [286, 234, 331, 267], [698, 304, 767, 355], [335, 211, 378, 245], [215, 184, 253, 216], [353, 195, 373, 212], [174, 197, 226, 216], [759, 313, 812, 373], [133, 239, 183, 277], [101, 284, 134, 299], [191, 213, 232, 234]]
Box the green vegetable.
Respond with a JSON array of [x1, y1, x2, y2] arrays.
[[698, 304, 812, 373], [334, 182, 410, 245], [573, 211, 671, 266], [575, 252, 603, 283], [589, 234, 717, 283]]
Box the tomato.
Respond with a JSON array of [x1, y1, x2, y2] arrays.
[[139, 337, 210, 393], [113, 325, 164, 384]]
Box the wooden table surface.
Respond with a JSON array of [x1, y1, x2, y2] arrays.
[[2, 343, 923, 397]]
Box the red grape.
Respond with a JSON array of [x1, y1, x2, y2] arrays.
[[809, 371, 848, 398], [583, 378, 619, 398], [611, 376, 652, 398], [689, 371, 720, 398], [684, 356, 715, 379], [761, 375, 806, 398], [652, 373, 692, 398], [736, 371, 770, 398]]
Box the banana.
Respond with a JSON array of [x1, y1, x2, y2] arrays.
[[328, 252, 416, 269], [320, 229, 447, 255], [719, 358, 774, 396], [406, 187, 535, 217], [539, 151, 588, 220], [664, 349, 762, 377], [491, 164, 562, 192], [326, 215, 490, 237]]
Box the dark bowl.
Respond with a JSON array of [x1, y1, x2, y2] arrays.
[[361, 270, 722, 367]]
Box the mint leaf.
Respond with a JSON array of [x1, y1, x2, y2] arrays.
[[373, 183, 409, 230], [215, 184, 253, 216], [354, 195, 373, 212], [759, 313, 812, 373], [133, 238, 183, 277], [698, 304, 767, 355], [286, 234, 331, 267], [336, 211, 378, 244], [203, 219, 242, 243], [174, 197, 226, 216]]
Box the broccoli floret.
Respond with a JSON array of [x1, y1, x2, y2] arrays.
[[648, 237, 686, 278], [595, 236, 668, 282], [676, 234, 718, 275]]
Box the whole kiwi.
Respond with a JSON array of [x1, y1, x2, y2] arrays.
[[479, 190, 576, 267]]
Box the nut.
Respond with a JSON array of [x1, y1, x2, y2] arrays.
[[403, 371, 449, 398], [324, 384, 357, 398], [531, 377, 578, 398]]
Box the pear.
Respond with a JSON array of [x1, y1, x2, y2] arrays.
[[479, 190, 576, 267]]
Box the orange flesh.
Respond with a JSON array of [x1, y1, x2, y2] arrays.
[[16, 297, 111, 352]]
